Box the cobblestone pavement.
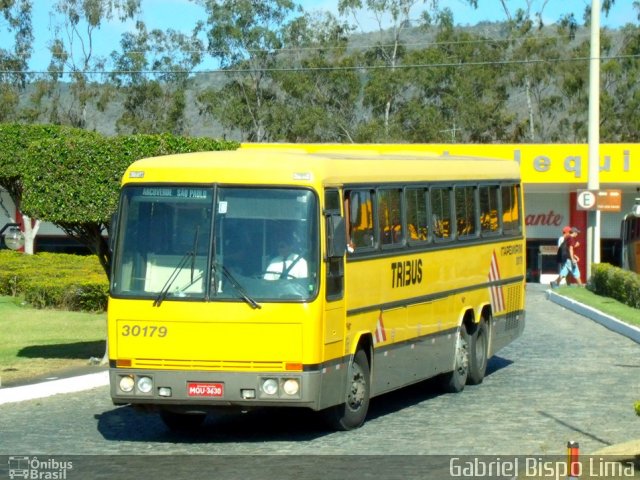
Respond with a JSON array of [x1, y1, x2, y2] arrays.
[[0, 284, 638, 458]]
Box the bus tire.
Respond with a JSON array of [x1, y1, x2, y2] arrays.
[[441, 325, 469, 393], [159, 410, 207, 432], [323, 349, 370, 431], [467, 319, 489, 385]]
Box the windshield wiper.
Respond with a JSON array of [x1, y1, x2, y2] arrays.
[[214, 263, 261, 310], [154, 228, 203, 307], [190, 226, 200, 283], [153, 251, 194, 307]]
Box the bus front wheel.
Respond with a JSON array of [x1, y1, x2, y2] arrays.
[[323, 349, 370, 431]]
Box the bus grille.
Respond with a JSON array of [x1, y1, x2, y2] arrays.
[[132, 358, 287, 371], [503, 282, 523, 330]]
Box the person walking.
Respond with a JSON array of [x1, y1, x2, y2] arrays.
[[552, 227, 582, 287], [558, 225, 571, 248], [553, 226, 571, 286]]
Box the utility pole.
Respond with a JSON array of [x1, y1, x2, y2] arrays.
[[586, 0, 601, 279]]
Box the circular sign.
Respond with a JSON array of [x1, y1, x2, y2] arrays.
[[577, 190, 597, 210]]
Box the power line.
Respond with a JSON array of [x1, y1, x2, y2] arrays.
[[1, 53, 638, 76], [0, 30, 608, 59]]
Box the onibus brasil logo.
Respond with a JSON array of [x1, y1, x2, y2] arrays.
[[7, 457, 73, 479]]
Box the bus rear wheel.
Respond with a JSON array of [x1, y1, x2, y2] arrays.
[[441, 326, 469, 393], [323, 349, 370, 431], [467, 319, 488, 385]]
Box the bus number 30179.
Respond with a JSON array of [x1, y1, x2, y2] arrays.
[[121, 325, 168, 337]]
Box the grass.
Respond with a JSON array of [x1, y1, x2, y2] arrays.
[[0, 296, 106, 386], [553, 285, 640, 327]]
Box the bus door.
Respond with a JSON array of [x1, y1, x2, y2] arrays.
[[323, 189, 347, 361]]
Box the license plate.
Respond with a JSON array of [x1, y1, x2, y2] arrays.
[[187, 382, 224, 397]]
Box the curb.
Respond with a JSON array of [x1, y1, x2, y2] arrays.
[[591, 439, 640, 463], [0, 370, 109, 406], [546, 290, 640, 344]]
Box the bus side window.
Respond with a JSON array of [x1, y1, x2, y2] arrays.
[[378, 188, 404, 246], [431, 187, 452, 240], [347, 189, 375, 249], [502, 183, 522, 235], [406, 187, 429, 243], [479, 185, 500, 235], [455, 185, 477, 238], [344, 192, 354, 253]]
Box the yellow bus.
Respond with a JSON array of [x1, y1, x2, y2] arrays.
[[108, 146, 526, 431]]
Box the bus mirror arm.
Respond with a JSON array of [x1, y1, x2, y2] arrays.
[[327, 214, 347, 258]]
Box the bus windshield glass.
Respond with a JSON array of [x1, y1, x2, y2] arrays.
[[111, 186, 319, 302]]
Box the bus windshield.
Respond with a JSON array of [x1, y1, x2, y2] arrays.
[[111, 186, 319, 303]]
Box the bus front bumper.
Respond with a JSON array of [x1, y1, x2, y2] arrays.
[[109, 368, 328, 411]]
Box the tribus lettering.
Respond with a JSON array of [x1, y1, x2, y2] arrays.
[[391, 259, 423, 288]]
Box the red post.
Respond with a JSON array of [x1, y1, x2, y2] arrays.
[[568, 192, 588, 284], [567, 441, 580, 478]]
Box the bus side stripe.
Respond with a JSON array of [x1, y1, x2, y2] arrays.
[[488, 250, 506, 312], [346, 275, 523, 317], [373, 312, 387, 345]]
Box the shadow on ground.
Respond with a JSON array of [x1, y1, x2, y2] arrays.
[[18, 340, 106, 359]]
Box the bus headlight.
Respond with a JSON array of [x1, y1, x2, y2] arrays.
[[262, 378, 278, 396], [137, 376, 153, 394], [119, 375, 135, 393], [282, 378, 300, 396]]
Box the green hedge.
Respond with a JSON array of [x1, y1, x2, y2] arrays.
[[589, 263, 640, 309], [0, 250, 108, 311]]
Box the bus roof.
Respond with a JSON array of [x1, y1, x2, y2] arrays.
[[122, 147, 520, 187]]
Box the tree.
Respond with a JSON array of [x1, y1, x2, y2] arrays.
[[463, 0, 622, 142], [196, 0, 302, 141], [269, 12, 361, 142], [599, 24, 640, 142], [20, 133, 239, 277], [110, 20, 205, 134], [504, 12, 565, 142], [0, 123, 98, 254], [0, 0, 33, 122], [338, 0, 428, 139], [554, 30, 613, 143], [31, 0, 142, 129], [399, 18, 512, 143]]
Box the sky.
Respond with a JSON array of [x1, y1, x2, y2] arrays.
[[1, 0, 637, 73]]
